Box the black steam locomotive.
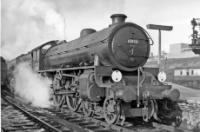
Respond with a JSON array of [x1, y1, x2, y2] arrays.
[[7, 14, 182, 126]]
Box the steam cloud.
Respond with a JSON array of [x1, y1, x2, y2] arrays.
[[1, 0, 124, 60], [14, 63, 52, 108], [1, 0, 65, 59]]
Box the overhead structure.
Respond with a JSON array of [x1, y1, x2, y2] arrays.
[[189, 18, 200, 55], [146, 24, 173, 67]]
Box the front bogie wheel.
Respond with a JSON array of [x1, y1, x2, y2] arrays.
[[103, 98, 121, 124]]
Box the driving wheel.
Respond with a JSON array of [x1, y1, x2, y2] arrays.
[[66, 93, 81, 112]]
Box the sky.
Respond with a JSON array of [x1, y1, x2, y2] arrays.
[[1, 0, 200, 60]]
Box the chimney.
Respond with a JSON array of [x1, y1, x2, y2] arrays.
[[110, 14, 127, 25]]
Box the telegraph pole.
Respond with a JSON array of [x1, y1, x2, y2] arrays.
[[146, 24, 173, 68], [64, 18, 66, 40]]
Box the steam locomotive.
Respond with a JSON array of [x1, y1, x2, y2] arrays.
[[7, 14, 182, 126]]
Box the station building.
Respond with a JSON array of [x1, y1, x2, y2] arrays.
[[174, 67, 200, 76], [173, 66, 200, 89]]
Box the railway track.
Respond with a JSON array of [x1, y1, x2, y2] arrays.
[[2, 94, 196, 132], [1, 96, 74, 132], [1, 104, 46, 132]]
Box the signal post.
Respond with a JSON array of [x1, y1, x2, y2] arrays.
[[146, 24, 173, 68]]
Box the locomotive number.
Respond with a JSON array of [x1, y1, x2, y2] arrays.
[[128, 39, 139, 44]]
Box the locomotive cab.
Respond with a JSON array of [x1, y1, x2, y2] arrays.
[[31, 40, 59, 71]]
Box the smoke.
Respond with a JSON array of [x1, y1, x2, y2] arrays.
[[1, 0, 65, 59], [1, 0, 124, 60], [14, 62, 52, 108]]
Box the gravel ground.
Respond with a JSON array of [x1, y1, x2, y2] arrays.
[[169, 83, 200, 131], [179, 101, 200, 131]]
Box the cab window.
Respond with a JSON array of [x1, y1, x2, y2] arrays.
[[41, 44, 52, 54]]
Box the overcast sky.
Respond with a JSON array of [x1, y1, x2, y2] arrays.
[[1, 0, 200, 60]]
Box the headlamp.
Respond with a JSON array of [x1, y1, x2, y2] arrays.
[[158, 71, 167, 82], [111, 70, 122, 82]]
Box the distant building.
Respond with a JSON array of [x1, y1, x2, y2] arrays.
[[167, 43, 198, 58], [173, 66, 200, 89], [174, 67, 200, 76]]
